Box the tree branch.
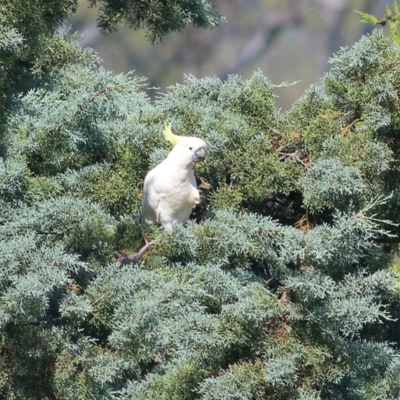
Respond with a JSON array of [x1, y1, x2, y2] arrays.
[[221, 0, 318, 77]]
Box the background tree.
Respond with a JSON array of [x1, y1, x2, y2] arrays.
[[1, 0, 400, 399], [68, 0, 387, 110]]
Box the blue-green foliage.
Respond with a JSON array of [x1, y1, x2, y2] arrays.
[[324, 31, 400, 131], [300, 159, 365, 212], [1, 2, 400, 398]]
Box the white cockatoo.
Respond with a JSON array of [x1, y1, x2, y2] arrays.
[[142, 123, 206, 230]]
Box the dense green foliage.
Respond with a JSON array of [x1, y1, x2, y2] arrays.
[[89, 0, 223, 42], [1, 1, 400, 399]]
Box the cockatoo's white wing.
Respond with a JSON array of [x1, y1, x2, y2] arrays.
[[141, 167, 160, 225]]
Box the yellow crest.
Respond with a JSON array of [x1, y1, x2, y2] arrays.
[[163, 122, 180, 146]]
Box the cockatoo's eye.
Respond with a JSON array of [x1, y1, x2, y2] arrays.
[[189, 147, 193, 150]]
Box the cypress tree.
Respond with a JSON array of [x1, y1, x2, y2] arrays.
[[1, 1, 400, 398]]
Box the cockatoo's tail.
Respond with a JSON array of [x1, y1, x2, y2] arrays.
[[163, 122, 180, 146]]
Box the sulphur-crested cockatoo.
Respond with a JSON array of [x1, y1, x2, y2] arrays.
[[142, 123, 206, 230]]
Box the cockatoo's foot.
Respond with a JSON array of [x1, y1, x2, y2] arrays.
[[115, 233, 153, 266]]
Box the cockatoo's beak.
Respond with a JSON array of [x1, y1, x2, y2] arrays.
[[193, 148, 206, 162]]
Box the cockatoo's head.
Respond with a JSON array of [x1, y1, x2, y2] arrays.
[[163, 122, 206, 167]]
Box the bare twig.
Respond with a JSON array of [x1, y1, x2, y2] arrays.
[[198, 176, 213, 191], [221, 0, 318, 77], [278, 149, 310, 166], [115, 234, 153, 265]]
